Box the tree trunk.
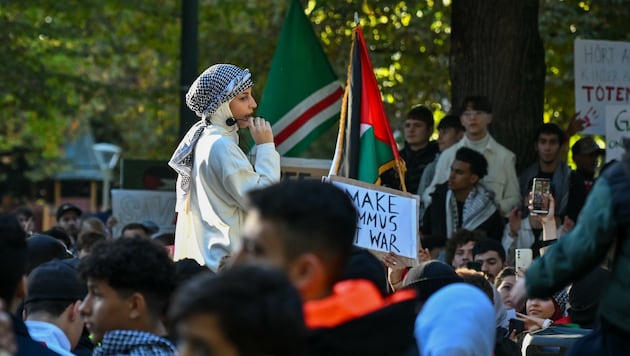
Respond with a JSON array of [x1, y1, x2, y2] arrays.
[[450, 0, 545, 173]]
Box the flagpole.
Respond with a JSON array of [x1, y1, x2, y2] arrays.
[[329, 15, 360, 177]]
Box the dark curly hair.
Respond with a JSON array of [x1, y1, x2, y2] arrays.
[[78, 237, 176, 317], [455, 147, 488, 179]]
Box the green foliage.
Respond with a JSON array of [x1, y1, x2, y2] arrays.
[[1, 0, 629, 191], [540, 0, 630, 128], [1, 0, 181, 182]]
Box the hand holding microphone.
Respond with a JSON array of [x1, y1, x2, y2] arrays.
[[248, 116, 274, 145]]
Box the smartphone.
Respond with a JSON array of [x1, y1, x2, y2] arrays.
[[531, 178, 551, 214], [466, 261, 482, 272], [515, 248, 533, 276], [509, 318, 525, 334]]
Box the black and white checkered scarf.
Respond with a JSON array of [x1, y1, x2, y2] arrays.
[[169, 64, 253, 211]]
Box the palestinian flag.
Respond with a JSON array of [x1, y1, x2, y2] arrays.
[[257, 0, 343, 156], [329, 25, 406, 189]]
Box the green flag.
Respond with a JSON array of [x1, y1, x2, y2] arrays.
[[257, 0, 343, 156]]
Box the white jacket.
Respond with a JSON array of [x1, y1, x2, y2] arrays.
[[174, 121, 280, 271]]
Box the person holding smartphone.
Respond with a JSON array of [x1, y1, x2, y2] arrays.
[[509, 141, 630, 355], [169, 64, 280, 272]]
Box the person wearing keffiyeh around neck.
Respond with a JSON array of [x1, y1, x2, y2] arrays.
[[169, 64, 280, 272]]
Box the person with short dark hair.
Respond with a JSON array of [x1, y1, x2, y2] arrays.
[[78, 237, 177, 355], [472, 239, 507, 283], [423, 147, 504, 242], [24, 260, 88, 356], [444, 229, 484, 269], [169, 265, 306, 356], [0, 214, 60, 356], [423, 96, 520, 217], [120, 222, 151, 239], [517, 122, 586, 222], [383, 105, 439, 193], [572, 135, 605, 194], [234, 180, 419, 355], [55, 203, 82, 248]]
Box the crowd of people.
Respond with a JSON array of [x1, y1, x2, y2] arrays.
[[1, 63, 628, 356]]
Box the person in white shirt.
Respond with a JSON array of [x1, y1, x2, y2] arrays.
[[169, 64, 281, 271], [23, 259, 87, 356], [422, 96, 520, 217]]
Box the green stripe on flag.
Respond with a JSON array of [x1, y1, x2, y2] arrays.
[[257, 0, 341, 156], [358, 127, 398, 184]]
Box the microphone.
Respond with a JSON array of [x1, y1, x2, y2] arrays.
[[226, 117, 258, 126]]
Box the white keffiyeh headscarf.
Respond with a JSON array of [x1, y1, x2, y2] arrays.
[[169, 64, 253, 211]]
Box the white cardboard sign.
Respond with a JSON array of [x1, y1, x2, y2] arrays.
[[111, 189, 176, 238], [328, 176, 419, 260], [574, 39, 630, 135]]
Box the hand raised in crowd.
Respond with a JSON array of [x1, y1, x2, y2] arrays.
[[516, 312, 549, 333], [528, 192, 556, 224], [508, 206, 521, 237], [382, 251, 407, 271], [249, 117, 274, 145], [382, 252, 407, 291], [565, 111, 586, 138]]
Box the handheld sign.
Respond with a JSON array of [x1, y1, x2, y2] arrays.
[[605, 105, 630, 162], [327, 176, 420, 260], [111, 189, 176, 238], [574, 39, 630, 135]]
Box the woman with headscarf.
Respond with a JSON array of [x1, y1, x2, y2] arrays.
[[169, 64, 280, 272]]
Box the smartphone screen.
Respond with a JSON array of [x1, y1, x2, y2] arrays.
[[515, 248, 533, 277], [531, 178, 551, 214], [509, 318, 525, 334]]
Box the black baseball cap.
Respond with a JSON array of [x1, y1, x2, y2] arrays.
[[24, 259, 87, 304], [56, 203, 82, 221]]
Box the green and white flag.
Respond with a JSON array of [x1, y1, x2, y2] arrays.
[[257, 0, 343, 156]]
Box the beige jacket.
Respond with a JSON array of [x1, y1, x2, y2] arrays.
[[421, 134, 520, 217]]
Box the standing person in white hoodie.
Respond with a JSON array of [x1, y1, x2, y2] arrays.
[[169, 64, 280, 271]]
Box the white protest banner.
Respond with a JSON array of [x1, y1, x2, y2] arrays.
[[605, 105, 630, 162], [111, 189, 176, 238], [328, 176, 419, 260], [574, 39, 630, 135]]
